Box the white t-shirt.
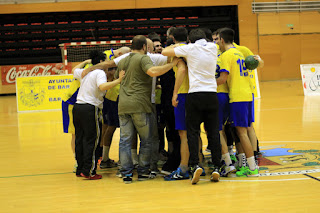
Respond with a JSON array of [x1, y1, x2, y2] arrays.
[[174, 39, 218, 93], [114, 52, 167, 103], [73, 68, 107, 109]]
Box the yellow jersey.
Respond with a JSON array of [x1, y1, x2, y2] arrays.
[[62, 79, 80, 102], [234, 44, 254, 58], [220, 47, 252, 103], [216, 54, 228, 93], [173, 43, 189, 94], [216, 43, 222, 55], [234, 43, 255, 94]]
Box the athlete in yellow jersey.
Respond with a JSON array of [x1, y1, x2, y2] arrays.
[[163, 27, 205, 181], [166, 27, 206, 180], [234, 42, 264, 162], [164, 27, 190, 181], [216, 28, 259, 177], [215, 54, 237, 177]]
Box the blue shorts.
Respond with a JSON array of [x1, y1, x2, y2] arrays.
[[174, 93, 187, 130], [217, 93, 230, 131], [102, 98, 120, 127], [251, 93, 255, 123], [230, 101, 253, 127], [62, 101, 75, 134]]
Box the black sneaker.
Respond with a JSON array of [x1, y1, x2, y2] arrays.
[[138, 172, 154, 181], [123, 174, 133, 184], [100, 159, 118, 169], [210, 167, 220, 182], [190, 165, 203, 185]]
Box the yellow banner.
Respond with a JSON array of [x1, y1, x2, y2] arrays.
[[16, 75, 74, 112]]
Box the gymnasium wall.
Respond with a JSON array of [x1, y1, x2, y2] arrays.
[[258, 11, 320, 81]]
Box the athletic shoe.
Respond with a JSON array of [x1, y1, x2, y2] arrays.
[[150, 163, 159, 172], [80, 173, 102, 180], [123, 174, 133, 184], [151, 168, 160, 175], [149, 171, 158, 179], [76, 174, 82, 177], [116, 169, 122, 178], [200, 166, 206, 176], [100, 159, 117, 169], [80, 173, 89, 178], [190, 165, 203, 185], [73, 163, 78, 173], [210, 167, 220, 182], [230, 155, 238, 164], [89, 174, 102, 180], [236, 167, 258, 177], [236, 166, 248, 174], [138, 172, 154, 181], [246, 168, 259, 177], [220, 165, 236, 177], [164, 168, 189, 181]]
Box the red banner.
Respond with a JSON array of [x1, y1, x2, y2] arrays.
[[1, 63, 68, 85]]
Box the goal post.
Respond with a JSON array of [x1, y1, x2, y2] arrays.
[[59, 40, 132, 74]]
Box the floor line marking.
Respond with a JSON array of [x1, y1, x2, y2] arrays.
[[303, 174, 320, 182], [0, 172, 73, 179], [199, 176, 320, 182]]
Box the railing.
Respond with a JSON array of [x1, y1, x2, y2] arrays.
[[252, 1, 320, 13]]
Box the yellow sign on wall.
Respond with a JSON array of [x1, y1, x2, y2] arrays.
[[16, 75, 74, 112]]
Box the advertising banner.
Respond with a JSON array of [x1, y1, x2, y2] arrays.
[[16, 75, 74, 112], [300, 64, 320, 96], [1, 63, 66, 85]]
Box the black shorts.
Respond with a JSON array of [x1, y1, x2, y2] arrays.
[[102, 98, 120, 127]]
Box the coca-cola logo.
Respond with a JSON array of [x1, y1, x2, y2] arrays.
[[5, 65, 52, 84]]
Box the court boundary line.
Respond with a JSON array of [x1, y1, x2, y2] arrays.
[[199, 176, 320, 182], [0, 172, 73, 179], [303, 174, 320, 182]]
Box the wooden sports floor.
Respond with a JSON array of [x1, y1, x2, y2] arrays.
[[0, 80, 319, 213]]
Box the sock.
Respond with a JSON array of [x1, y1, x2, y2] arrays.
[[228, 145, 234, 155], [247, 156, 257, 171], [131, 149, 138, 165], [237, 153, 246, 167], [102, 146, 110, 161], [222, 153, 232, 166], [179, 165, 189, 174]]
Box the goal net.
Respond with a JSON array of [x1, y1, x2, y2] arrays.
[[59, 40, 132, 73]]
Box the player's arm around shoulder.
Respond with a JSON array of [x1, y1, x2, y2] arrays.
[[72, 59, 91, 75], [98, 70, 125, 91], [81, 60, 117, 78], [161, 43, 182, 57], [146, 57, 180, 77]]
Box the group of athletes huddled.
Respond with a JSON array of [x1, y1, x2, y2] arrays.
[[62, 26, 264, 184]]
